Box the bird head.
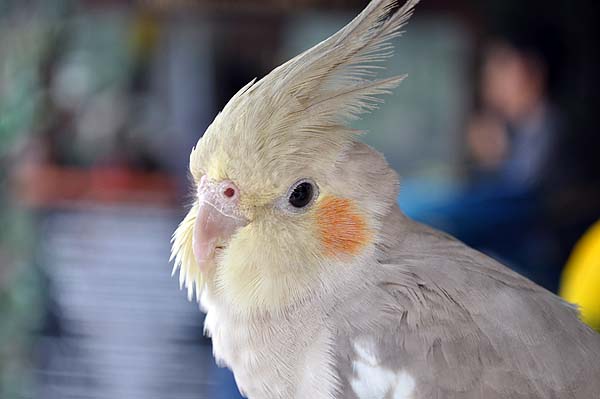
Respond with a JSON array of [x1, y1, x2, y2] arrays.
[[171, 0, 419, 315]]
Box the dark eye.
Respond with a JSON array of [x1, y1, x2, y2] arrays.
[[289, 181, 314, 208]]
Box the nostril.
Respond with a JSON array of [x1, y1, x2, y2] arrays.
[[223, 187, 235, 198]]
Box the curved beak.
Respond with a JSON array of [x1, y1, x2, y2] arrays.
[[192, 176, 248, 272]]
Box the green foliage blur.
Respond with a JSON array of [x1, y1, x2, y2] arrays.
[[0, 1, 59, 395]]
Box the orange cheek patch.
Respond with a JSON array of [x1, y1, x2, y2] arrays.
[[316, 196, 371, 257]]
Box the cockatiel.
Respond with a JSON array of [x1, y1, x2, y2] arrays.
[[171, 0, 600, 398]]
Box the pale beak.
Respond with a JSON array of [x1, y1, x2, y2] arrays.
[[192, 176, 248, 272]]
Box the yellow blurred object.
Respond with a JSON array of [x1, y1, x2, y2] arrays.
[[560, 220, 600, 331]]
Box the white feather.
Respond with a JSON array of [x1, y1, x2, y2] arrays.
[[351, 339, 416, 399]]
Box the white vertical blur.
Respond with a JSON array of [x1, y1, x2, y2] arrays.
[[31, 205, 241, 399]]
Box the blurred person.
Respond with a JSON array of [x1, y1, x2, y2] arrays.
[[467, 38, 560, 189], [460, 28, 566, 289], [404, 24, 568, 291]]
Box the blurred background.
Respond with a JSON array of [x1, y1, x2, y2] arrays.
[[1, 0, 599, 397]]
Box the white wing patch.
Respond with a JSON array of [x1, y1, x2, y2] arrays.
[[351, 340, 416, 399], [393, 372, 416, 399]]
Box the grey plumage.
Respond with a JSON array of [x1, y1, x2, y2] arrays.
[[335, 188, 600, 397], [322, 141, 600, 398]]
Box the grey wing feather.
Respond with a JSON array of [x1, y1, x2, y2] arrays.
[[334, 206, 600, 398]]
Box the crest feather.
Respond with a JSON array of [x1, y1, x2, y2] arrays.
[[216, 0, 421, 164], [172, 0, 420, 302], [264, 0, 419, 120]]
